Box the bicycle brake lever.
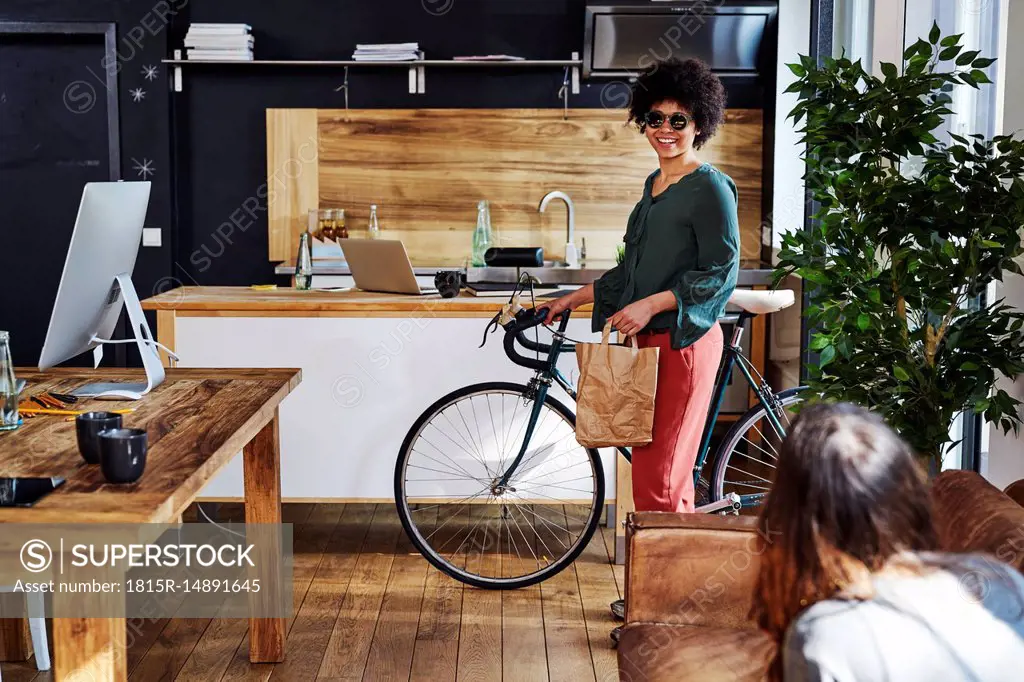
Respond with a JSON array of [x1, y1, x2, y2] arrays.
[[480, 311, 501, 348]]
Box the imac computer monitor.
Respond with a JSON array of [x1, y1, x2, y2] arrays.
[[38, 181, 159, 399]]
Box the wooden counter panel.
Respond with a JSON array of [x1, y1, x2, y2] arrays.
[[142, 286, 593, 316], [267, 108, 763, 265]]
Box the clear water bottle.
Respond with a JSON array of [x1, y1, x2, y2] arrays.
[[471, 200, 493, 267], [295, 232, 313, 291], [367, 204, 381, 240], [0, 331, 19, 431]]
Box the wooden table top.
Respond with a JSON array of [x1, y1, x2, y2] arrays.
[[141, 286, 593, 317], [0, 367, 300, 524]]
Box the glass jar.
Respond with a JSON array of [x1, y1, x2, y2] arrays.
[[332, 208, 348, 240], [318, 208, 335, 241]]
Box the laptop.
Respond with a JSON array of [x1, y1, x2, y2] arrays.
[[338, 239, 438, 295]]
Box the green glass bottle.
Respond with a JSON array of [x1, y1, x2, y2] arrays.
[[471, 200, 493, 267]]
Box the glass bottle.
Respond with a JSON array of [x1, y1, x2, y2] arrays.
[[295, 232, 313, 291], [471, 200, 493, 267], [0, 331, 19, 431], [333, 208, 348, 240], [367, 205, 381, 240]]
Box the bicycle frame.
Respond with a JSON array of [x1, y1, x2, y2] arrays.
[[495, 310, 786, 509]]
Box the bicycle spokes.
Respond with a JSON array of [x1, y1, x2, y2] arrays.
[[397, 386, 603, 587]]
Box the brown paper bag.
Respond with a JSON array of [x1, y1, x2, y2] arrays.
[[574, 322, 659, 448]]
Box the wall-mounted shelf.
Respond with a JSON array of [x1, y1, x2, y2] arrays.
[[162, 52, 581, 104]]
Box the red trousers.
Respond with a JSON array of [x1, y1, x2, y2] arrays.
[[631, 323, 723, 513]]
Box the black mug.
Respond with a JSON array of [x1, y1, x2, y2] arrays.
[[98, 428, 148, 484], [75, 412, 123, 464]]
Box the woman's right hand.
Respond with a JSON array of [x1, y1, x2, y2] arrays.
[[542, 294, 575, 324]]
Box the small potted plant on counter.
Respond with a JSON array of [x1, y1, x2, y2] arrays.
[[776, 24, 1024, 471]]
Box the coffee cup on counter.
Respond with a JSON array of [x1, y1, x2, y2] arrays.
[[75, 412, 123, 464], [98, 428, 148, 484]]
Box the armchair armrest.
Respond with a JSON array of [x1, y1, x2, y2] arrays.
[[624, 512, 769, 630]]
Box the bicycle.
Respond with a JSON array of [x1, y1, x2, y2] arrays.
[[395, 279, 804, 589]]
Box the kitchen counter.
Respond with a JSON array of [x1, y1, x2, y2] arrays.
[[273, 262, 777, 287], [142, 286, 591, 316]]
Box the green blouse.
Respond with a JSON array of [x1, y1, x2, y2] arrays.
[[592, 163, 740, 349]]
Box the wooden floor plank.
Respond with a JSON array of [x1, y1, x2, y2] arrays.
[[268, 504, 375, 682], [409, 504, 470, 682], [537, 505, 596, 682], [128, 617, 211, 682], [316, 504, 403, 681], [361, 506, 436, 681], [502, 502, 549, 682], [0, 660, 43, 682], [456, 506, 502, 682], [174, 617, 248, 682], [576, 521, 621, 682]]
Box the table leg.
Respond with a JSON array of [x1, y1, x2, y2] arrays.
[[243, 409, 285, 663], [53, 617, 127, 681], [615, 454, 634, 565], [155, 309, 176, 368], [0, 618, 30, 662]]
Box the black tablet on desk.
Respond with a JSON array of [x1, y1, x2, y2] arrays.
[[0, 477, 65, 507]]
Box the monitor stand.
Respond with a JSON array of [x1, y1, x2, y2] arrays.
[[71, 273, 166, 401]]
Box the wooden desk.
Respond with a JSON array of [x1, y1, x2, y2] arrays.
[[0, 367, 301, 681]]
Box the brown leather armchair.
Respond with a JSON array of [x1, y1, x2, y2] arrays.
[[616, 471, 1024, 682]]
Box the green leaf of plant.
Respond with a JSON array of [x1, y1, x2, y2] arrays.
[[940, 33, 964, 47], [938, 45, 963, 61], [787, 63, 806, 77], [972, 57, 996, 68], [880, 62, 898, 79], [893, 365, 910, 381], [956, 50, 981, 65], [929, 22, 941, 44], [819, 345, 836, 368], [810, 335, 831, 351], [857, 313, 871, 331], [961, 361, 980, 371], [868, 289, 882, 304], [970, 69, 992, 84]]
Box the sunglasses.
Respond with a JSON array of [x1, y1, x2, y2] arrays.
[[642, 111, 691, 131]]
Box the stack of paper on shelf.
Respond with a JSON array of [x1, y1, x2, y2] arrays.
[[351, 42, 421, 61], [185, 23, 254, 61]]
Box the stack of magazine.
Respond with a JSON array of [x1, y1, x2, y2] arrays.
[[185, 23, 254, 61], [351, 42, 421, 62]]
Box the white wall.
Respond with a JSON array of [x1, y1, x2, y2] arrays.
[[984, 0, 1024, 488]]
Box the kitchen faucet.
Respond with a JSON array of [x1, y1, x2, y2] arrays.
[[538, 190, 578, 268]]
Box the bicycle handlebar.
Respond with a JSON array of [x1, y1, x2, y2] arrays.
[[502, 307, 569, 371]]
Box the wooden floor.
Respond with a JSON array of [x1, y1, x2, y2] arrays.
[[1, 503, 623, 682]]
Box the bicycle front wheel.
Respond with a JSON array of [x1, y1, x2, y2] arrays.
[[710, 387, 806, 508], [395, 382, 605, 589]]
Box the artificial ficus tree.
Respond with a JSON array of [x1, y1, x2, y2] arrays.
[[776, 24, 1024, 468]]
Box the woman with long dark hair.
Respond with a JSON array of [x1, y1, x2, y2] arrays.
[[752, 402, 1024, 681]]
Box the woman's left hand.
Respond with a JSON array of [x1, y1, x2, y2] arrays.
[[609, 299, 655, 337]]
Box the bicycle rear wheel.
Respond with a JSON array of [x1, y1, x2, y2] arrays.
[[709, 387, 806, 508], [395, 382, 605, 589]]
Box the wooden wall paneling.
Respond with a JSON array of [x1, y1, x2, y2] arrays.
[[267, 109, 320, 262], [267, 108, 762, 266]]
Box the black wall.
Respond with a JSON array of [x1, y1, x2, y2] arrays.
[[0, 0, 770, 364], [0, 0, 174, 365]]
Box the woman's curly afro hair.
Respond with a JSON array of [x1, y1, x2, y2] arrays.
[[628, 58, 726, 150]]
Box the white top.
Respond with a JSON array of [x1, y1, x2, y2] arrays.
[[784, 552, 1024, 682]]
